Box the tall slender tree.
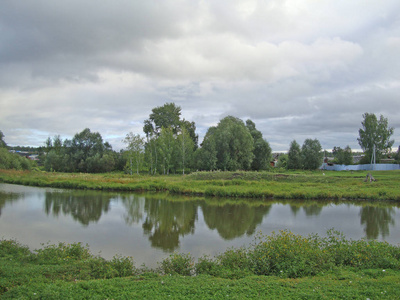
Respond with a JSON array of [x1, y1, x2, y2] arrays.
[[301, 139, 323, 170], [357, 113, 394, 162], [287, 140, 302, 170], [123, 132, 145, 175]]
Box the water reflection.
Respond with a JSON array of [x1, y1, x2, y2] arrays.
[[0, 191, 20, 216], [44, 190, 113, 226], [141, 199, 197, 251], [202, 202, 271, 240], [0, 183, 399, 263], [360, 206, 395, 239], [303, 204, 323, 217]]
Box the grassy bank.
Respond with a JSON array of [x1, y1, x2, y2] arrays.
[[1, 169, 400, 201], [1, 231, 400, 299]]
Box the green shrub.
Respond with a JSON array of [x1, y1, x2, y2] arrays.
[[248, 230, 332, 278], [0, 239, 31, 260], [34, 242, 92, 264], [111, 255, 137, 277], [195, 255, 218, 276], [159, 253, 194, 276]]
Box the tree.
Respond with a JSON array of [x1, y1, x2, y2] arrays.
[[276, 154, 288, 169], [287, 140, 302, 170], [395, 146, 400, 163], [332, 146, 353, 165], [158, 127, 177, 174], [194, 127, 218, 171], [143, 103, 198, 174], [176, 127, 194, 174], [0, 130, 7, 148], [301, 139, 323, 170], [357, 113, 394, 162], [144, 102, 182, 136], [43, 128, 116, 173], [246, 120, 272, 170], [197, 116, 254, 171], [70, 128, 106, 172], [123, 133, 145, 175]]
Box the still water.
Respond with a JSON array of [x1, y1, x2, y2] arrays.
[[1, 183, 400, 267]]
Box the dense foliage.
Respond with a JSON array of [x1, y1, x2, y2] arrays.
[[0, 131, 36, 171], [286, 139, 323, 170], [358, 113, 394, 163], [3, 108, 397, 173], [287, 140, 302, 169], [43, 129, 121, 173], [332, 145, 353, 165], [301, 138, 323, 170]]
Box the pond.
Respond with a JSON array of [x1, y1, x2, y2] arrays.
[[1, 183, 400, 267]]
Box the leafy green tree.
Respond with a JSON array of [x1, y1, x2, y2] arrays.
[[144, 102, 182, 136], [180, 119, 198, 150], [301, 139, 323, 170], [158, 127, 177, 174], [123, 133, 145, 175], [69, 128, 108, 172], [143, 103, 198, 174], [213, 116, 254, 171], [0, 148, 35, 170], [194, 127, 218, 171], [0, 130, 7, 148], [287, 140, 302, 170], [176, 127, 194, 174], [246, 120, 272, 170], [143, 119, 158, 175], [276, 154, 288, 169], [394, 146, 400, 163], [357, 113, 394, 162], [44, 128, 116, 173], [332, 146, 353, 165]]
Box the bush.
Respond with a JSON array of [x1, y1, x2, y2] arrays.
[[0, 239, 31, 260], [111, 255, 137, 277], [34, 242, 92, 264], [248, 230, 331, 277], [159, 253, 194, 276]]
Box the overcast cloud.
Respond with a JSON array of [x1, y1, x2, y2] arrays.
[[1, 0, 399, 152]]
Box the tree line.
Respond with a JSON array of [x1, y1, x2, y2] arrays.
[[1, 105, 397, 174]]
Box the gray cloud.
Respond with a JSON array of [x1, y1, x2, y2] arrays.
[[1, 0, 399, 152]]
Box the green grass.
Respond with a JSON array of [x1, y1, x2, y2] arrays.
[[1, 231, 400, 299], [1, 169, 400, 201]]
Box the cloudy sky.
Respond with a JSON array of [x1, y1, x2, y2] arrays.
[[1, 0, 399, 152]]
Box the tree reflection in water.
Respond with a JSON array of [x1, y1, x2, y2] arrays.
[[37, 187, 398, 252], [44, 191, 113, 226], [0, 191, 20, 217], [360, 206, 395, 240], [141, 199, 197, 252], [201, 202, 271, 240], [303, 204, 323, 217]]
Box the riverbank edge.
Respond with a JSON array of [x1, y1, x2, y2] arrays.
[[1, 169, 400, 201]]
